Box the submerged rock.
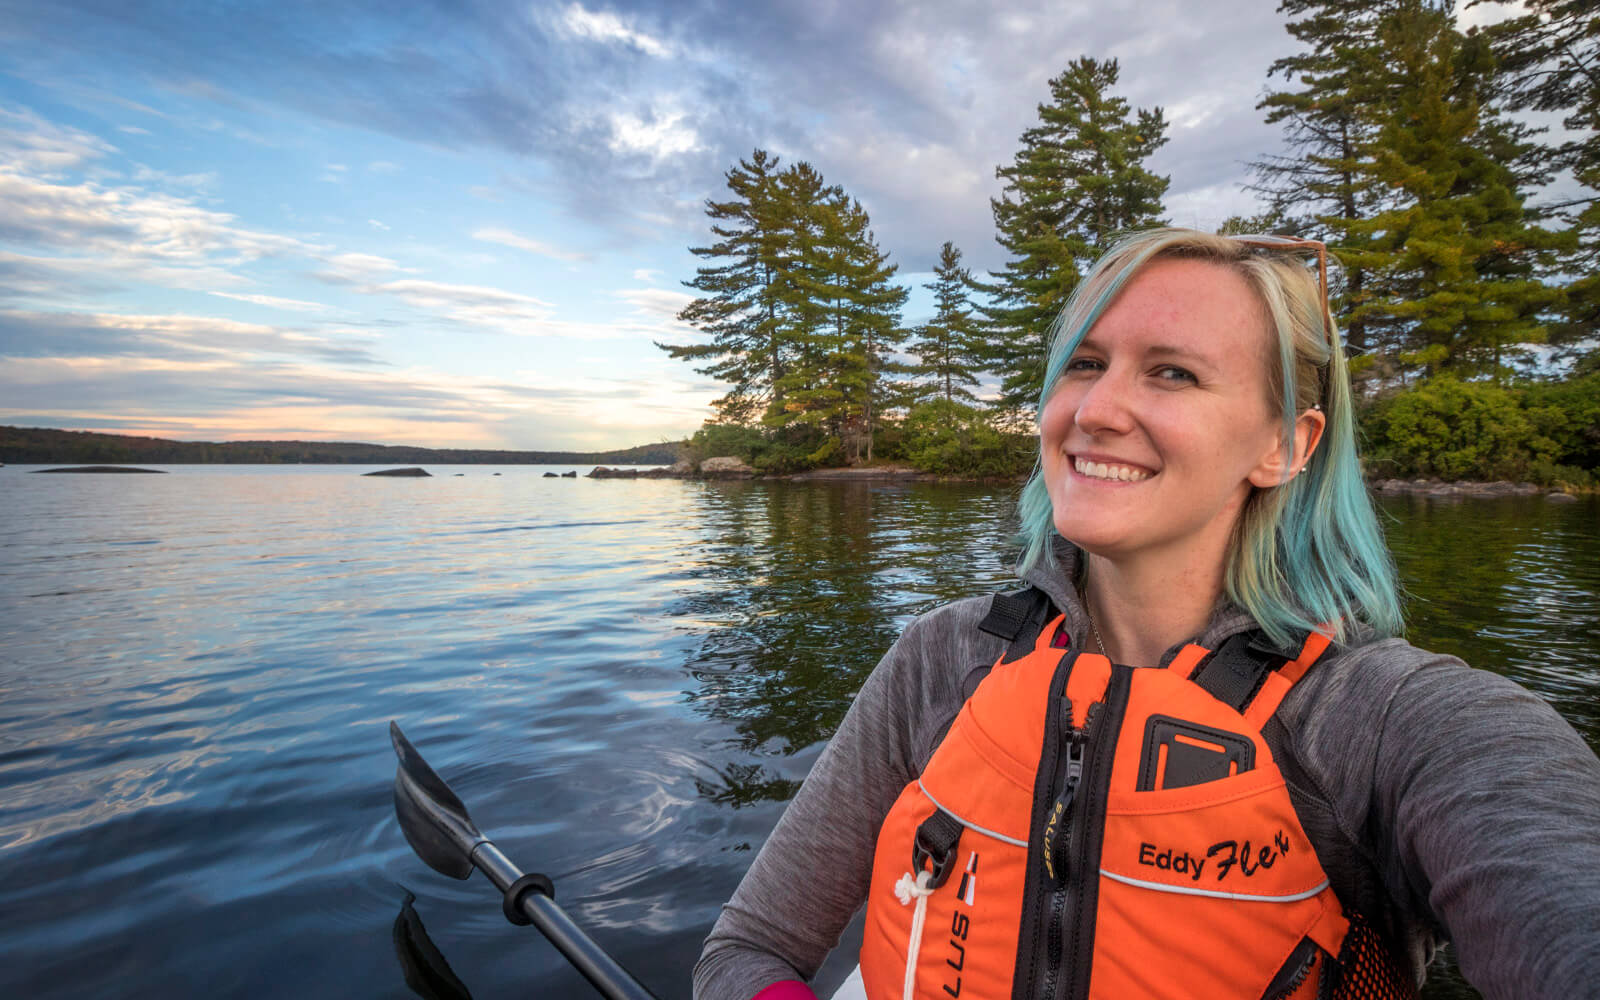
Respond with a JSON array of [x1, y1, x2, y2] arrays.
[[543, 472, 559, 478], [364, 467, 431, 477], [33, 465, 166, 474]]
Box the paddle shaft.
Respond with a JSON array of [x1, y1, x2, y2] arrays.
[[470, 841, 659, 1000]]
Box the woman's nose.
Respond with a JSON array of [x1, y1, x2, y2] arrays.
[[1073, 368, 1136, 436]]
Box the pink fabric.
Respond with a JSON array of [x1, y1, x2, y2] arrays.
[[750, 980, 819, 1000]]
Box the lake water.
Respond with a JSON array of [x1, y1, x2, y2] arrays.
[[1, 465, 1595, 999]]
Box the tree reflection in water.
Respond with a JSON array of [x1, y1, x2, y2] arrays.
[[668, 480, 1019, 803]]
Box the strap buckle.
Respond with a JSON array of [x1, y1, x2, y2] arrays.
[[911, 811, 963, 889]]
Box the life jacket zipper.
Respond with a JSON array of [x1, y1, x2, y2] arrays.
[[1041, 699, 1097, 1000], [1055, 667, 1132, 1000], [1038, 696, 1081, 1000]]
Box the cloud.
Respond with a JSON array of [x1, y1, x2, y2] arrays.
[[313, 251, 404, 284], [0, 106, 116, 175], [208, 291, 330, 313], [0, 347, 707, 448], [615, 287, 694, 322], [607, 107, 700, 160], [473, 227, 588, 262], [0, 308, 381, 366], [559, 3, 673, 58], [371, 278, 554, 328], [131, 164, 219, 191], [0, 163, 323, 299]]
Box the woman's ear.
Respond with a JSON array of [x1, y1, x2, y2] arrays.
[[1248, 407, 1327, 487]]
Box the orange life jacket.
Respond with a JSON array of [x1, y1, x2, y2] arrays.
[[859, 589, 1413, 1000]]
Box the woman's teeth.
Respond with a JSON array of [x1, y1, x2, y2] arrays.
[[1074, 459, 1151, 482]]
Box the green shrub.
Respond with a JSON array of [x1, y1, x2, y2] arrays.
[[901, 399, 1035, 477], [1522, 372, 1600, 472], [1361, 375, 1557, 482], [685, 422, 765, 466], [685, 420, 838, 473]]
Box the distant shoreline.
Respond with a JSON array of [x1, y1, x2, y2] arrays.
[[0, 425, 684, 467]]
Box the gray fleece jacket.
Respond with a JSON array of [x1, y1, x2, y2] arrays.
[[693, 548, 1600, 1000]]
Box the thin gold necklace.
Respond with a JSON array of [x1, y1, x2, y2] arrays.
[[1082, 592, 1108, 657]]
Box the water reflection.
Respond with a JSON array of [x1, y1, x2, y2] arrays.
[[1383, 496, 1600, 735], [0, 467, 1592, 1000], [666, 481, 1017, 809]]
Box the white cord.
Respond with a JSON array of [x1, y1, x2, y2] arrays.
[[893, 870, 935, 1000]]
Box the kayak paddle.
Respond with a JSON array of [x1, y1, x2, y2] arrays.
[[389, 721, 660, 1000]]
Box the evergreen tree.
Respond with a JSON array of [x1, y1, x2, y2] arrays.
[[976, 57, 1169, 416], [1483, 0, 1600, 357], [769, 173, 908, 462], [1253, 0, 1401, 358], [658, 150, 790, 424], [1347, 2, 1562, 382], [908, 241, 982, 404]]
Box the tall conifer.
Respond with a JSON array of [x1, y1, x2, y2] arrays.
[[658, 150, 790, 424], [1484, 0, 1600, 357], [766, 166, 908, 461], [976, 57, 1169, 416], [909, 242, 982, 404], [1347, 2, 1562, 382], [1253, 0, 1397, 357]]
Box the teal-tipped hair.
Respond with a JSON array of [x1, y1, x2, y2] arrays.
[[1016, 228, 1403, 648]]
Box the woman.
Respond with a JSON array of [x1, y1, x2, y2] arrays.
[[693, 228, 1600, 1000]]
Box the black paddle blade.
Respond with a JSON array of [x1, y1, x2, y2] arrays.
[[392, 721, 487, 880]]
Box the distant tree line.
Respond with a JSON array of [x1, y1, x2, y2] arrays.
[[661, 0, 1600, 487], [0, 426, 684, 466]]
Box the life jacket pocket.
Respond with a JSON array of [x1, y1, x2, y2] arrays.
[[861, 710, 1036, 1000], [1088, 769, 1347, 1000]]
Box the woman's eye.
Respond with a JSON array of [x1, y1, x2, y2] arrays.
[[1065, 356, 1104, 374], [1154, 365, 1197, 384]]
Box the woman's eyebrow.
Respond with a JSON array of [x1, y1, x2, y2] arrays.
[[1144, 343, 1216, 366]]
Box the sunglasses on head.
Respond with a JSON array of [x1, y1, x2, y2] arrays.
[[1226, 233, 1334, 408]]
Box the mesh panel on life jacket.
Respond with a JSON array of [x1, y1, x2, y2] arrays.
[[1328, 910, 1417, 1000]]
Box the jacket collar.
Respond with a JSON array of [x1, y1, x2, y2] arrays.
[[1018, 536, 1261, 668]]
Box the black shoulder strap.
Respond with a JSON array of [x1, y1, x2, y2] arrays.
[[978, 585, 1058, 664], [1189, 631, 1299, 713]]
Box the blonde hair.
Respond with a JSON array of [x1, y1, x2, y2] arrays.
[[1015, 228, 1401, 647]]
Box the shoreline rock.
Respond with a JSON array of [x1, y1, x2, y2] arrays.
[[1367, 478, 1569, 500], [363, 467, 431, 477], [576, 464, 1589, 497]]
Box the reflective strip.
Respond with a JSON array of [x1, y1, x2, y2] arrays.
[[1100, 869, 1330, 902], [917, 780, 1030, 847]]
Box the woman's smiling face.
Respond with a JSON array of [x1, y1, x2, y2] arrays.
[[1040, 256, 1297, 567]]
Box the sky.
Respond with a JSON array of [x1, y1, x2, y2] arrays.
[[0, 0, 1526, 450]]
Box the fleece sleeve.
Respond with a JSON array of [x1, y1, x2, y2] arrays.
[[1365, 655, 1600, 999], [692, 601, 991, 1000]]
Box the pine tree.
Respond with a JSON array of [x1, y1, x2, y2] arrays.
[[1348, 2, 1562, 382], [1253, 0, 1402, 358], [658, 150, 791, 424], [976, 57, 1168, 416], [908, 242, 982, 404], [1483, 0, 1600, 357], [765, 166, 908, 462]]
